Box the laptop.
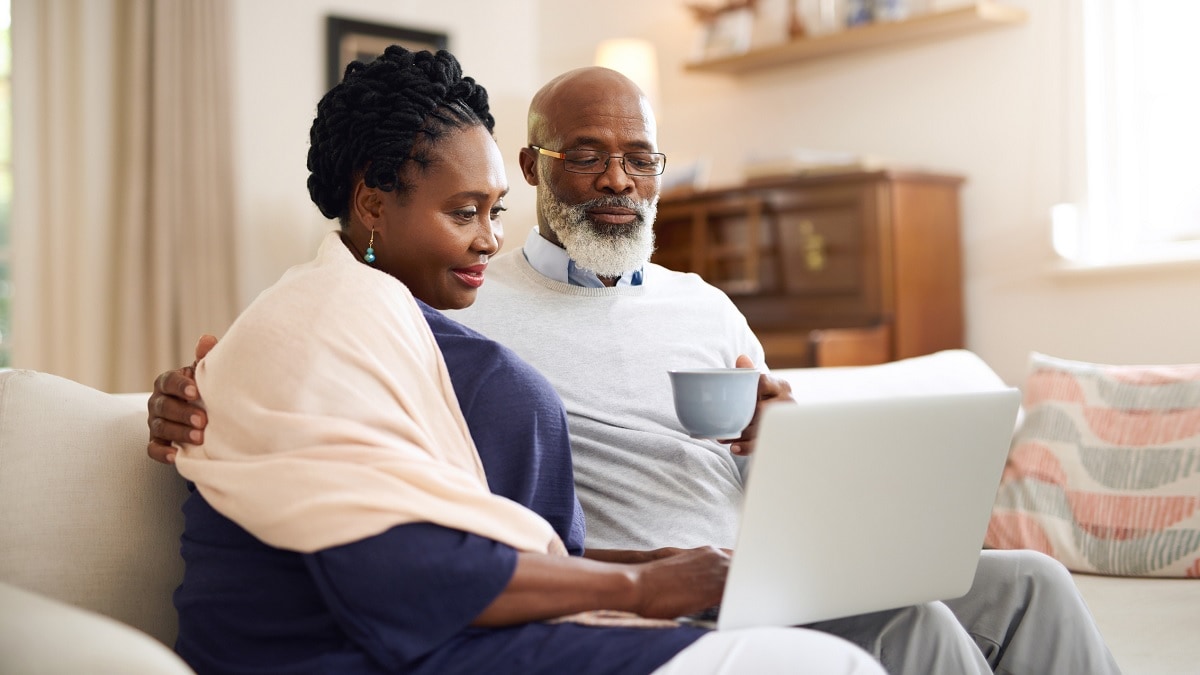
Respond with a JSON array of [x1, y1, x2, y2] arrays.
[[712, 388, 1022, 631]]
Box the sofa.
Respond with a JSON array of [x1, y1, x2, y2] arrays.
[[1, 352, 1197, 673]]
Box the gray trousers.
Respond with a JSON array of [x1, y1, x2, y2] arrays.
[[805, 550, 1121, 675]]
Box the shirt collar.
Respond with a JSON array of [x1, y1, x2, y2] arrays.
[[521, 227, 643, 288]]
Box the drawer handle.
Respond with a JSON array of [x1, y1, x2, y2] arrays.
[[800, 221, 826, 272]]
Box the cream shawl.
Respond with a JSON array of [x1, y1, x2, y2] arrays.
[[175, 232, 566, 556]]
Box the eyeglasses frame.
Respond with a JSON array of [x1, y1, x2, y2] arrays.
[[529, 145, 667, 176]]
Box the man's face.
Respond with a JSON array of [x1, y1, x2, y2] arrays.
[[529, 76, 662, 277], [537, 165, 658, 278]]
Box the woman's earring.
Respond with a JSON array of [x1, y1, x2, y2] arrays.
[[364, 229, 376, 264]]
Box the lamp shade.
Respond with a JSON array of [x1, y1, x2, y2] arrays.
[[594, 38, 660, 109]]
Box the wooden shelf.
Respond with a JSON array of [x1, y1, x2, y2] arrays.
[[684, 1, 1028, 74]]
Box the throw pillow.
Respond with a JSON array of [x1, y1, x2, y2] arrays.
[[985, 352, 1200, 577]]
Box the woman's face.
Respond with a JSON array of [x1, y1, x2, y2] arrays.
[[371, 125, 507, 310]]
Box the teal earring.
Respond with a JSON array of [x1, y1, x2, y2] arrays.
[[364, 229, 376, 264]]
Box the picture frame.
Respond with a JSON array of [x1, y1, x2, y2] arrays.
[[326, 17, 449, 88]]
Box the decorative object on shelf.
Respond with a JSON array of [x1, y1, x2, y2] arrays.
[[873, 0, 914, 22], [790, 0, 846, 37], [845, 0, 915, 26], [686, 1, 1027, 74], [325, 17, 448, 88], [846, 0, 874, 26], [689, 0, 759, 61]]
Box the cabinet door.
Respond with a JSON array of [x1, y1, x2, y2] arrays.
[[653, 195, 766, 295], [652, 172, 963, 369], [734, 181, 885, 332]]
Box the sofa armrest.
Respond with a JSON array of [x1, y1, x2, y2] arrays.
[[0, 369, 189, 647], [0, 581, 194, 674], [772, 349, 1010, 403]]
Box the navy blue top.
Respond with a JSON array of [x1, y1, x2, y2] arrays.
[[174, 303, 705, 674], [419, 301, 585, 555]]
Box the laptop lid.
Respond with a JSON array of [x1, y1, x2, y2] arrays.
[[716, 388, 1021, 631]]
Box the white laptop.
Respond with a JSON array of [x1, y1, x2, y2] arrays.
[[713, 388, 1022, 631]]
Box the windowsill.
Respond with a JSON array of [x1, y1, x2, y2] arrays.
[[1050, 248, 1200, 279]]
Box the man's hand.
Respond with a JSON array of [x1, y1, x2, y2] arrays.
[[725, 354, 794, 456], [146, 335, 217, 464]]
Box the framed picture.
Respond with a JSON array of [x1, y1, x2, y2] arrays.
[[326, 17, 449, 88]]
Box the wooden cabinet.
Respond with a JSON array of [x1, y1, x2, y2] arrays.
[[651, 170, 965, 368]]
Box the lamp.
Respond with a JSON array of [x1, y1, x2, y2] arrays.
[[594, 38, 660, 113]]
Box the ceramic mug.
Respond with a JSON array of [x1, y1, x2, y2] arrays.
[[668, 368, 760, 439]]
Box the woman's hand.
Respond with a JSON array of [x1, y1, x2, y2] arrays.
[[472, 546, 729, 626], [629, 545, 730, 619]]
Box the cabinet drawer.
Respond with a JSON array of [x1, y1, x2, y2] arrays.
[[755, 323, 891, 369]]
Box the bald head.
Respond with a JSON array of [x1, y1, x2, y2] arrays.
[[519, 67, 663, 282], [527, 67, 657, 148]]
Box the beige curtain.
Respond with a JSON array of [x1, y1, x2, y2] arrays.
[[11, 0, 238, 393]]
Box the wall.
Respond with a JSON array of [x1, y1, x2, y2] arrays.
[[230, 0, 1200, 384], [228, 0, 540, 305], [536, 0, 1200, 383]]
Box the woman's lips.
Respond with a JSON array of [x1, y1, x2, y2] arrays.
[[452, 264, 486, 289]]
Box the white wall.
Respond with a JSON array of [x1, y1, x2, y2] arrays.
[[537, 0, 1200, 383], [230, 0, 1200, 384], [228, 0, 540, 305]]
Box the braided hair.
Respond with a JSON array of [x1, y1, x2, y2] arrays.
[[306, 46, 495, 222]]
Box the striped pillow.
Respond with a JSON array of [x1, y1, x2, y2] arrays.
[[985, 353, 1200, 577]]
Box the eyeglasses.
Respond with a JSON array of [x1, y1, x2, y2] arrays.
[[530, 145, 667, 176]]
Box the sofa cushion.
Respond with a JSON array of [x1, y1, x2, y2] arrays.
[[0, 369, 189, 646], [986, 353, 1200, 577]]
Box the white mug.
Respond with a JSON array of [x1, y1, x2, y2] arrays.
[[668, 368, 759, 439]]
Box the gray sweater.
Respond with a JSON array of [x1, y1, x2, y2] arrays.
[[449, 250, 765, 550]]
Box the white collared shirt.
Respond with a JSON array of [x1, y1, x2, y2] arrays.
[[521, 228, 644, 288]]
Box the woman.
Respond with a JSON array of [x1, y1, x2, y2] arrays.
[[166, 47, 882, 674]]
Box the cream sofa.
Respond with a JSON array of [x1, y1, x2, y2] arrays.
[[1, 354, 1197, 673]]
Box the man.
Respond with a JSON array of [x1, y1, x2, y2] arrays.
[[446, 67, 775, 552], [148, 67, 1120, 674], [444, 68, 1121, 673]]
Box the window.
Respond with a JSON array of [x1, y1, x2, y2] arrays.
[[0, 0, 11, 367], [1056, 1, 1200, 265]]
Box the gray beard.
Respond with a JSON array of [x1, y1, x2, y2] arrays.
[[538, 182, 658, 279]]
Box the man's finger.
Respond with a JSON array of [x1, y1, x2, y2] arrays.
[[161, 369, 200, 400], [147, 440, 178, 464], [149, 416, 203, 446], [194, 334, 219, 362]]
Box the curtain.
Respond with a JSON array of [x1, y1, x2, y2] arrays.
[[11, 0, 238, 393]]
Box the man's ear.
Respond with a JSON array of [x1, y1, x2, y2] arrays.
[[350, 180, 385, 227], [518, 146, 539, 187]]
